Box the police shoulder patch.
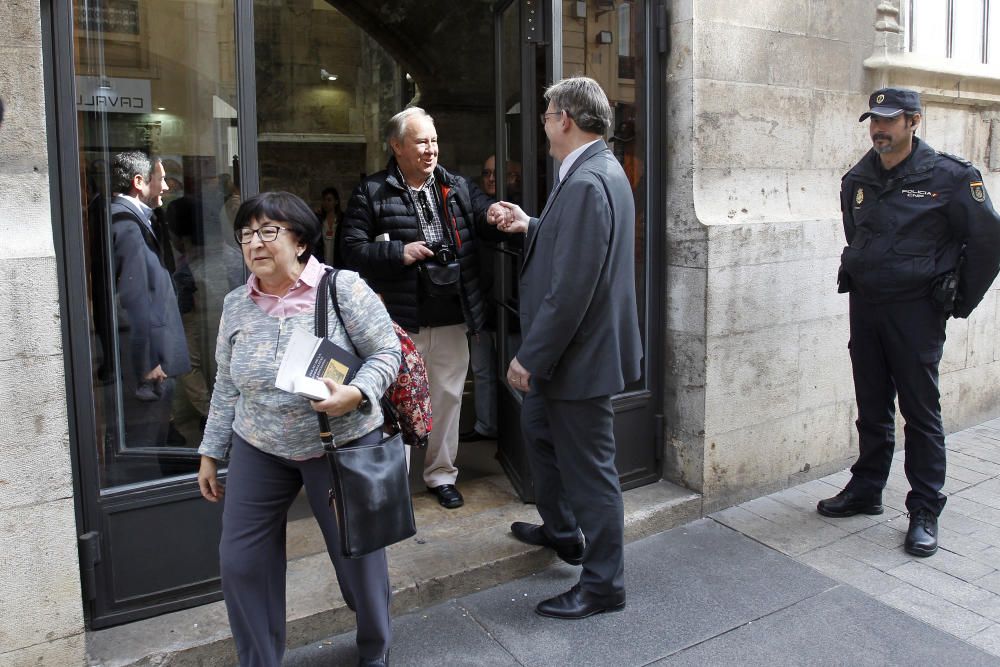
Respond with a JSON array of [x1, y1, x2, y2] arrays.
[[970, 181, 986, 203], [855, 187, 864, 206]]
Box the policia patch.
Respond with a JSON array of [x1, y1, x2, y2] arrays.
[[970, 181, 986, 203]]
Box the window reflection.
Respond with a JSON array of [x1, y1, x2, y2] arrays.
[[74, 0, 241, 487], [562, 0, 647, 390]]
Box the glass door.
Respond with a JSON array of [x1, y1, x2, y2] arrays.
[[494, 0, 664, 502], [55, 0, 242, 627]]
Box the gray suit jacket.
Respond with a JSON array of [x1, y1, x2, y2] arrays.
[[517, 140, 642, 400]]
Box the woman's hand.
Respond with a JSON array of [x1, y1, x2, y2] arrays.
[[198, 456, 224, 502], [310, 380, 364, 417]]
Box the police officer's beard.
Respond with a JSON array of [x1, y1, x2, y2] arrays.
[[872, 133, 893, 155]]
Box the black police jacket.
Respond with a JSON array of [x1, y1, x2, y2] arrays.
[[341, 158, 500, 332], [839, 137, 1000, 317]]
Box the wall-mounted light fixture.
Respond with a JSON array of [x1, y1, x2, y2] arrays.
[[320, 68, 338, 81], [597, 30, 613, 44], [156, 107, 166, 111], [573, 1, 586, 18]]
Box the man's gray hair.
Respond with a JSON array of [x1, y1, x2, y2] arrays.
[[544, 76, 613, 135], [385, 106, 434, 145], [111, 150, 158, 194]]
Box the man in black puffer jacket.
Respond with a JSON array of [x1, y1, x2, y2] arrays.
[[341, 107, 499, 509]]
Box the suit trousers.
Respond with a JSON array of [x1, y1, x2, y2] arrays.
[[219, 432, 391, 666], [521, 390, 625, 596], [410, 324, 469, 487], [846, 294, 948, 515]]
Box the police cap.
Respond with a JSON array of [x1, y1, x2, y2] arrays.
[[858, 88, 922, 122]]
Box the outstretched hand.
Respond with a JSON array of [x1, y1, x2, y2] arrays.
[[488, 201, 529, 234]]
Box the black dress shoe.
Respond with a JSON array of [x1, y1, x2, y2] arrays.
[[816, 488, 883, 518], [905, 508, 938, 557], [358, 650, 388, 666], [535, 584, 625, 619], [427, 484, 464, 509], [510, 521, 585, 565]]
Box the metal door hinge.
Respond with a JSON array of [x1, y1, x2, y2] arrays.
[[79, 531, 101, 601], [657, 3, 669, 55]]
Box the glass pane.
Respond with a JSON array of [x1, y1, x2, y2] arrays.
[[909, 0, 949, 58], [561, 0, 647, 390], [952, 0, 985, 63], [74, 0, 241, 488]]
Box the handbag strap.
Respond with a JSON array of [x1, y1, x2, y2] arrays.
[[315, 268, 337, 450], [314, 268, 401, 448]]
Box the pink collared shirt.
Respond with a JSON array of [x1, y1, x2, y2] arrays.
[[247, 255, 327, 317]]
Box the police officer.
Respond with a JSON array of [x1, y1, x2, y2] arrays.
[[818, 88, 1000, 557]]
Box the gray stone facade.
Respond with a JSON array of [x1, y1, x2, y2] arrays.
[[664, 0, 1000, 510], [0, 0, 86, 665]]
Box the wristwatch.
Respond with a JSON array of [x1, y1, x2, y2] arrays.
[[356, 391, 372, 413]]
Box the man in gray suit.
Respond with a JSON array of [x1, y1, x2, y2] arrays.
[[487, 76, 642, 619]]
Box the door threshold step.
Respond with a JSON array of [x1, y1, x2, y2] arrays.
[[86, 475, 701, 666]]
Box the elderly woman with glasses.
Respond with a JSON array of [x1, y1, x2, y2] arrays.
[[197, 191, 400, 667]]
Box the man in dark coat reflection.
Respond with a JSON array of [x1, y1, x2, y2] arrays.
[[109, 150, 191, 448]]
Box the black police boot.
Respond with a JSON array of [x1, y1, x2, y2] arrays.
[[904, 508, 938, 557], [816, 488, 884, 518]]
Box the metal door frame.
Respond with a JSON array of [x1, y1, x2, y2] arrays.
[[491, 0, 668, 501], [41, 0, 261, 628]]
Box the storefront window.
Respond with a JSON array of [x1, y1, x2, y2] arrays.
[[74, 0, 241, 488]]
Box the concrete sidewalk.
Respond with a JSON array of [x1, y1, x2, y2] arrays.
[[288, 417, 1000, 666]]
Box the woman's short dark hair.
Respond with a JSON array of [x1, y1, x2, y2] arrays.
[[233, 191, 321, 264], [321, 186, 340, 201]]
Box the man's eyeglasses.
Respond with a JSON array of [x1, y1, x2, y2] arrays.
[[539, 110, 564, 125], [236, 225, 287, 245]]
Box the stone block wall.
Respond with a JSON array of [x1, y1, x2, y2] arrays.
[[664, 0, 1000, 510], [0, 1, 85, 664]]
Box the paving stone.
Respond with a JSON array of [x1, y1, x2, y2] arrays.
[[797, 545, 906, 597], [454, 520, 834, 667], [939, 511, 996, 537], [789, 478, 842, 501], [878, 580, 993, 639], [967, 624, 1000, 658], [712, 503, 847, 557], [950, 494, 1000, 527], [654, 586, 999, 667], [945, 463, 994, 486], [937, 528, 995, 562], [957, 485, 1000, 511], [974, 571, 1000, 597], [284, 599, 521, 666], [921, 545, 998, 583], [850, 519, 908, 549], [886, 562, 1000, 621], [832, 533, 912, 571]]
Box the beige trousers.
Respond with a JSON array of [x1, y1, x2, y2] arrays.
[[409, 324, 469, 488]]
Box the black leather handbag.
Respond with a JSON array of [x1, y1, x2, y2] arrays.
[[314, 268, 416, 559]]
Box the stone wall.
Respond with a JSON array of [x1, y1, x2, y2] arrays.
[[0, 1, 85, 664], [664, 0, 1000, 510]]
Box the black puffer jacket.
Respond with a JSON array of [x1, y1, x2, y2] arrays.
[[341, 159, 497, 332]]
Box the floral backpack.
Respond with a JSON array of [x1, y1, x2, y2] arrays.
[[326, 269, 432, 448], [384, 321, 432, 448]]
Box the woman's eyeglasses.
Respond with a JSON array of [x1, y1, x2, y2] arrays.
[[236, 225, 287, 245]]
